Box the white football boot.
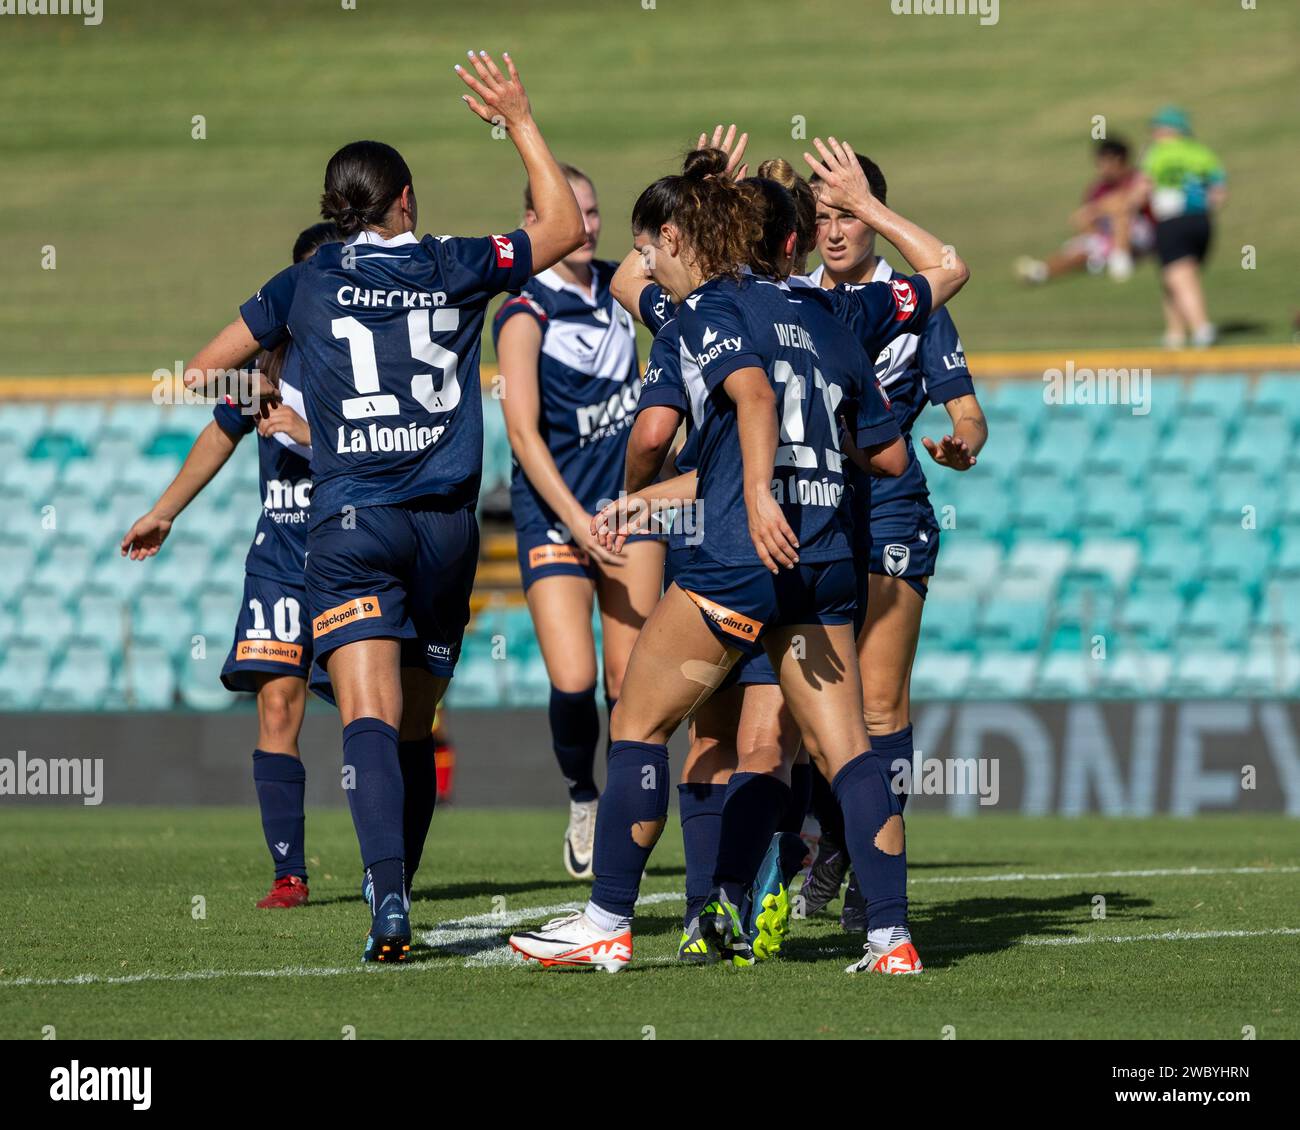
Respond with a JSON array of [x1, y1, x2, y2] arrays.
[[846, 926, 924, 975], [509, 911, 631, 973], [563, 798, 598, 879]]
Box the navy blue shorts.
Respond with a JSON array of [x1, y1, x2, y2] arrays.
[[516, 521, 664, 591], [220, 573, 314, 692], [854, 522, 937, 633], [664, 547, 776, 686], [306, 501, 478, 680], [672, 555, 856, 658]]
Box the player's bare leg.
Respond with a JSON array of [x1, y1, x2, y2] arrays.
[[527, 574, 601, 877], [509, 585, 739, 971]]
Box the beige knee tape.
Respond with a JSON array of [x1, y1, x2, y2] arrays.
[[679, 658, 732, 715]]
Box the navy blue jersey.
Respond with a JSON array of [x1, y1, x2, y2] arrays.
[[212, 373, 312, 581], [240, 229, 533, 528], [639, 283, 676, 335], [799, 261, 968, 540], [492, 261, 640, 524], [634, 316, 707, 550], [676, 275, 902, 568]]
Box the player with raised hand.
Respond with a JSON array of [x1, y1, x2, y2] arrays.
[[177, 51, 584, 962], [795, 141, 988, 935], [617, 140, 812, 963], [492, 163, 662, 881], [508, 149, 951, 974], [123, 222, 341, 912]]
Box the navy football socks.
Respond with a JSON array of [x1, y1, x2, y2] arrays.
[[398, 736, 437, 889], [588, 740, 670, 921], [678, 782, 727, 923], [712, 772, 790, 907], [832, 751, 908, 931], [548, 685, 600, 802], [810, 763, 846, 846], [869, 724, 915, 811], [342, 717, 405, 909], [252, 749, 306, 880]]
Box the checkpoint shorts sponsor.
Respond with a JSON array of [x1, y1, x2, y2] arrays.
[[221, 573, 315, 692], [517, 521, 664, 591], [671, 554, 856, 659], [664, 547, 775, 685], [306, 500, 479, 682]]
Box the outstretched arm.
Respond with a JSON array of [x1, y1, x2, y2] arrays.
[[120, 420, 240, 560], [457, 51, 584, 273]]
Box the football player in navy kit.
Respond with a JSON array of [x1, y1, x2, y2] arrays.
[[492, 164, 664, 882], [798, 144, 990, 929], [122, 222, 342, 910], [509, 142, 969, 974], [177, 51, 584, 961]]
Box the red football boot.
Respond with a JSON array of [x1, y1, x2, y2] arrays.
[[256, 875, 309, 909]]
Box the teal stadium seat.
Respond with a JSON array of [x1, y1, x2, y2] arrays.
[[0, 639, 55, 709], [1152, 416, 1225, 473], [47, 402, 107, 449], [1078, 470, 1141, 536], [977, 596, 1047, 651], [1137, 534, 1204, 595], [1036, 651, 1100, 697], [0, 403, 48, 445], [1009, 469, 1078, 538], [910, 652, 973, 700], [1235, 644, 1300, 697], [1168, 650, 1240, 697], [120, 643, 179, 709], [1085, 414, 1161, 474], [929, 536, 1002, 593], [1117, 590, 1185, 649], [966, 651, 1038, 697], [1098, 646, 1173, 697], [1222, 418, 1292, 473], [179, 648, 234, 710], [44, 640, 112, 710], [1184, 373, 1248, 416], [1182, 591, 1253, 649], [1250, 373, 1300, 421], [445, 654, 506, 708], [1020, 415, 1096, 475], [16, 589, 75, 646], [1199, 521, 1273, 596]]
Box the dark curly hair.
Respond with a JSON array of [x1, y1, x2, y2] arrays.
[[630, 148, 763, 282]]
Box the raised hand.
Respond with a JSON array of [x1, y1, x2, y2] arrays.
[[696, 123, 749, 179], [456, 51, 532, 130], [802, 136, 873, 215]]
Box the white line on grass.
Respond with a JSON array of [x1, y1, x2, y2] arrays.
[[911, 865, 1300, 885], [3, 868, 1296, 988]]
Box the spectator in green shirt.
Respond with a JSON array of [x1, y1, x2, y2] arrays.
[[1132, 106, 1228, 348]]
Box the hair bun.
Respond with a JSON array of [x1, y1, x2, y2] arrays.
[[681, 146, 730, 180]]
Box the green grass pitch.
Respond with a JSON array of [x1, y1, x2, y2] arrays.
[[1, 0, 1297, 375], [2, 808, 1297, 1039]]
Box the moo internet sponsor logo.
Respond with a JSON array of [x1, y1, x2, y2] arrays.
[[50, 1061, 151, 1111], [0, 751, 103, 805]]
